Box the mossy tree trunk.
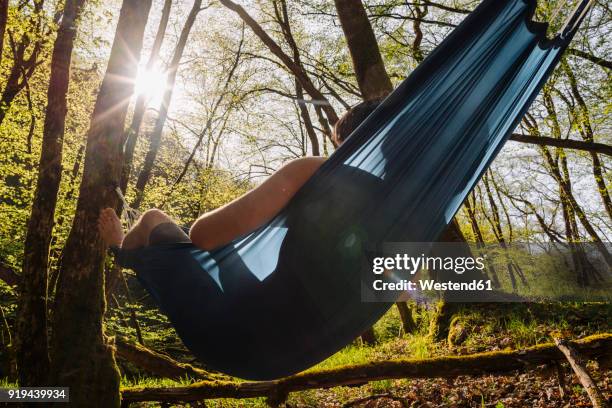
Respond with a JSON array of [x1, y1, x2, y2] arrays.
[[16, 0, 87, 387], [49, 1, 152, 406]]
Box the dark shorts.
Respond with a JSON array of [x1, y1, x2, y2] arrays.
[[148, 222, 191, 245], [113, 222, 191, 269]]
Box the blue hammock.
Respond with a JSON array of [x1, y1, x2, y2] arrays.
[[119, 0, 591, 380]]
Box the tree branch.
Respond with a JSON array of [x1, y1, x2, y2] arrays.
[[567, 48, 612, 70], [509, 133, 612, 157], [554, 337, 607, 408], [218, 0, 339, 124]]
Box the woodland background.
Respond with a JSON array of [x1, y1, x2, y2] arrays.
[[0, 0, 610, 406]]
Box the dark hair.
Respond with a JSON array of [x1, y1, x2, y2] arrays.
[[333, 99, 382, 145]]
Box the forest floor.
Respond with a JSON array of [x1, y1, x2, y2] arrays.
[[118, 302, 611, 408]]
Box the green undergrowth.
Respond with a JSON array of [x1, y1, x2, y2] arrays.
[[115, 302, 610, 407]]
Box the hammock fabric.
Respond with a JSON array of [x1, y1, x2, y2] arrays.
[[119, 0, 589, 380]]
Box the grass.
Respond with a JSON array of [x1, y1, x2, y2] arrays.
[[502, 315, 541, 348], [3, 301, 610, 407], [121, 374, 194, 388], [0, 378, 17, 388]]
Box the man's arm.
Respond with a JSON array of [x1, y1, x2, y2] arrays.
[[189, 157, 325, 250]]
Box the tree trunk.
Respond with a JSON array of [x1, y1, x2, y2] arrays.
[[562, 62, 612, 221], [274, 0, 321, 156], [0, 0, 8, 66], [360, 328, 377, 345], [16, 0, 87, 388], [334, 0, 393, 99], [295, 81, 320, 156], [395, 302, 416, 334], [120, 0, 173, 193], [49, 1, 152, 406], [132, 0, 202, 208]]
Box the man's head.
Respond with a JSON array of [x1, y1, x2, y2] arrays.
[[332, 99, 382, 145]]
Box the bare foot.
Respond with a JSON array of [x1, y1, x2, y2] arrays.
[[98, 208, 124, 247]]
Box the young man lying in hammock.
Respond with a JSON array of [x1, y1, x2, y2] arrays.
[[98, 100, 380, 252]]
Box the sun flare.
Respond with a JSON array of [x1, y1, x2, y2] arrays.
[[134, 67, 167, 102]]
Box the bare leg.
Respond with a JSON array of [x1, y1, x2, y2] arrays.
[[97, 208, 175, 250]]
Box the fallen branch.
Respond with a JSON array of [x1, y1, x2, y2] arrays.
[[114, 337, 225, 382], [121, 333, 611, 404], [509, 133, 612, 157], [554, 337, 607, 408]]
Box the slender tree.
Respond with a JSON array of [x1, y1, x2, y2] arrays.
[[120, 0, 173, 193], [0, 0, 8, 66], [0, 0, 46, 126], [561, 62, 612, 220], [50, 0, 152, 405], [274, 0, 321, 155], [132, 0, 203, 208], [16, 0, 87, 387]]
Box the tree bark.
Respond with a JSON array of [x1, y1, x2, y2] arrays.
[[16, 0, 87, 388], [115, 337, 225, 382], [121, 333, 612, 404], [395, 302, 417, 334], [334, 0, 393, 99], [132, 0, 202, 209], [49, 1, 152, 406], [0, 0, 8, 66]]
